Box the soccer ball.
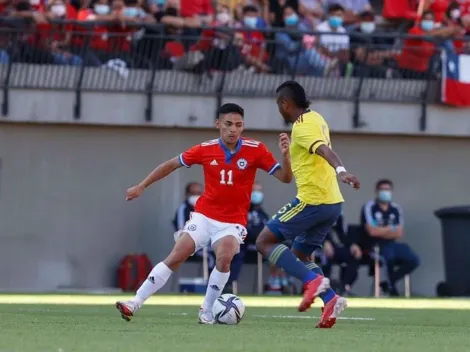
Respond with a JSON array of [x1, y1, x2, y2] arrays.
[[212, 294, 245, 325]]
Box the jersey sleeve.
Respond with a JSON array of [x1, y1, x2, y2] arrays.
[[257, 143, 281, 175], [394, 204, 404, 226], [294, 119, 328, 154], [179, 144, 203, 168]]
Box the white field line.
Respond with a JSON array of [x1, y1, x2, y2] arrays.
[[253, 314, 376, 321], [0, 295, 470, 310]]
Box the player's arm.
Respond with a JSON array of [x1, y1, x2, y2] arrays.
[[258, 139, 292, 183], [273, 133, 293, 183], [126, 145, 202, 201], [125, 157, 183, 201]]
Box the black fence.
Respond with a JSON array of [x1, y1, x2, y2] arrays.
[[0, 18, 466, 130]]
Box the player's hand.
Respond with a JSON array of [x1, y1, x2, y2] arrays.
[[126, 184, 145, 201], [323, 240, 335, 259], [339, 172, 360, 190], [350, 243, 362, 260], [278, 133, 290, 156]]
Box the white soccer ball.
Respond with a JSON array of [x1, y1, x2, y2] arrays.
[[212, 294, 245, 325]]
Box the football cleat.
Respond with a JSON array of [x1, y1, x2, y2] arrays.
[[115, 300, 139, 322], [198, 307, 216, 325], [298, 276, 330, 312], [316, 295, 347, 328]]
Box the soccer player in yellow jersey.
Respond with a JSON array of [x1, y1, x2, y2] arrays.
[[256, 80, 360, 329]]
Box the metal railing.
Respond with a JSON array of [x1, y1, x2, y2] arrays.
[[0, 17, 466, 130]]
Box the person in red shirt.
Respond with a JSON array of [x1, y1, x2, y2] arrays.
[[180, 0, 214, 26], [116, 103, 292, 324], [397, 10, 460, 79]]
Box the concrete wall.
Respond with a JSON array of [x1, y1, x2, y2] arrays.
[[1, 123, 470, 295]]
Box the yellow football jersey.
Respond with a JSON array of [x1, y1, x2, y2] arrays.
[[290, 110, 344, 205]]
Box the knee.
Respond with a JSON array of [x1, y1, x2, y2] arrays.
[[255, 230, 277, 255], [215, 252, 234, 272]]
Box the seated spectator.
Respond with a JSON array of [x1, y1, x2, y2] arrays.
[[349, 11, 397, 78], [397, 10, 461, 79], [298, 0, 325, 29], [325, 0, 372, 25], [459, 0, 470, 30], [180, 0, 214, 26], [234, 5, 271, 72], [275, 5, 339, 75], [269, 0, 298, 27], [361, 179, 420, 297], [316, 4, 350, 72], [36, 0, 82, 66], [225, 182, 270, 293], [422, 0, 451, 26], [318, 212, 363, 296]]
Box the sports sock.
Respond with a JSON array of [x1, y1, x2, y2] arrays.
[[202, 268, 230, 311], [134, 262, 172, 307], [268, 244, 317, 284], [305, 262, 336, 304]]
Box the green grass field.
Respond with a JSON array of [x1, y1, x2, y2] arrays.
[[1, 294, 470, 352]]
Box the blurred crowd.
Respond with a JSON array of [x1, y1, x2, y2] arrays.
[[0, 0, 470, 78]]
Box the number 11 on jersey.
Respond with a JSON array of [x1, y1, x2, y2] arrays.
[[220, 169, 233, 185]]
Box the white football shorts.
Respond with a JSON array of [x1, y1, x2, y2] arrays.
[[173, 212, 247, 254]]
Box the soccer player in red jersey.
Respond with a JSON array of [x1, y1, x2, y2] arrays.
[[116, 103, 292, 324]]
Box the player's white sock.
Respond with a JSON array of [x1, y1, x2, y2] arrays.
[[201, 268, 230, 311], [133, 262, 172, 307]]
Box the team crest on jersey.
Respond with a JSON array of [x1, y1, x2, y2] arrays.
[[237, 158, 248, 170]]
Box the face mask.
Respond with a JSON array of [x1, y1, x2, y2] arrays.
[[285, 13, 299, 26], [51, 4, 66, 16], [123, 7, 139, 17], [216, 12, 231, 25], [243, 16, 257, 29], [360, 21, 375, 33], [451, 9, 461, 20], [94, 4, 110, 15], [377, 190, 392, 203], [421, 20, 434, 32], [251, 191, 264, 205], [188, 195, 200, 207], [328, 15, 343, 28]]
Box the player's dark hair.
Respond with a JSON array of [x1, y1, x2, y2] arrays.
[[376, 179, 393, 190], [243, 4, 258, 14], [275, 81, 311, 109], [217, 103, 244, 119], [327, 3, 345, 13]]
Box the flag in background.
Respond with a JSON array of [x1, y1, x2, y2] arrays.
[[441, 52, 470, 107]]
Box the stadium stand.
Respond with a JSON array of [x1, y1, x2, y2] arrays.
[[0, 0, 468, 122]]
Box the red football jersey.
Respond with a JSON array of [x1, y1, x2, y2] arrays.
[[179, 138, 280, 225]]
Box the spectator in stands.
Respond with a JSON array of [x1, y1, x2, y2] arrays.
[[349, 11, 397, 78], [361, 179, 420, 296], [458, 0, 470, 30], [397, 10, 461, 79], [317, 3, 350, 74], [422, 0, 451, 26], [187, 4, 245, 71], [275, 5, 339, 75], [269, 0, 298, 27], [180, 0, 214, 26], [298, 0, 324, 29], [319, 213, 363, 296], [326, 0, 372, 25], [39, 0, 83, 65], [235, 5, 271, 72], [225, 182, 269, 293]]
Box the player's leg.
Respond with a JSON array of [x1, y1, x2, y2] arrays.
[[116, 213, 209, 321], [199, 225, 244, 324], [256, 199, 330, 311]]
